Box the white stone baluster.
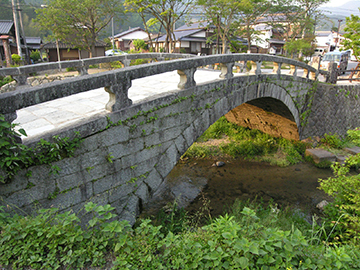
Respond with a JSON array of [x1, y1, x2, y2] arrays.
[[219, 62, 234, 79], [272, 62, 282, 78], [120, 59, 131, 68], [303, 69, 309, 79], [249, 61, 261, 75], [104, 77, 133, 112], [289, 65, 297, 77], [177, 67, 196, 89]]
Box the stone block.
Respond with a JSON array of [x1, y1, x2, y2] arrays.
[[108, 138, 144, 159], [336, 155, 348, 165], [111, 197, 128, 216], [79, 148, 109, 171], [100, 125, 130, 147], [144, 169, 163, 193], [124, 194, 140, 217], [4, 180, 56, 208], [0, 171, 28, 195], [42, 183, 93, 211], [93, 174, 117, 195], [174, 134, 188, 157], [54, 156, 82, 177], [108, 182, 134, 203], [156, 143, 178, 179], [135, 182, 150, 203], [182, 123, 196, 147], [132, 156, 159, 176], [305, 148, 336, 164], [344, 146, 360, 155]]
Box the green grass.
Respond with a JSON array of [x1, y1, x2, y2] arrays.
[[182, 116, 306, 166], [183, 118, 360, 168]]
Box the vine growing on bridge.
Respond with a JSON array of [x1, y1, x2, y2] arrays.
[[0, 115, 83, 184]]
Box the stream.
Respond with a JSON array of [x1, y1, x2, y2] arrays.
[[142, 158, 334, 219]]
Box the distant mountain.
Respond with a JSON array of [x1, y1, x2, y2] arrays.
[[320, 1, 360, 18], [316, 1, 360, 31]]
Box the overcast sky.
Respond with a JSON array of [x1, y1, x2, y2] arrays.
[[322, 0, 351, 6]]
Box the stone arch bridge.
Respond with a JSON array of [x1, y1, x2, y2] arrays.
[[1, 53, 360, 222]]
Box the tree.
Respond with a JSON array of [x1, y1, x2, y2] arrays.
[[235, 0, 271, 53], [284, 39, 314, 59], [343, 10, 360, 61], [35, 0, 124, 57], [124, 0, 193, 53], [124, 1, 159, 51], [197, 0, 242, 54], [267, 0, 329, 56]]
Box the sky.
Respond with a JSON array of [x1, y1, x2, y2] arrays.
[[322, 0, 351, 6]]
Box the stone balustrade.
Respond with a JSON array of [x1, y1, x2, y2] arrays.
[[0, 53, 327, 127]]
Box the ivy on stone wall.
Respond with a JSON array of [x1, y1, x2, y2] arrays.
[[0, 115, 83, 184]]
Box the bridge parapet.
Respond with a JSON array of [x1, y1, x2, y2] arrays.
[[0, 53, 325, 128], [0, 53, 196, 86]]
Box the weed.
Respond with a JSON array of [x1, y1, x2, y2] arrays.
[[0, 115, 83, 183], [106, 153, 114, 163], [47, 186, 60, 200], [320, 133, 344, 149]]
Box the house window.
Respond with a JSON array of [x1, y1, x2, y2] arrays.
[[191, 42, 201, 53]]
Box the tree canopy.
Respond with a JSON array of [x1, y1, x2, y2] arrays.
[[236, 0, 271, 52], [197, 0, 243, 54], [35, 0, 124, 57], [343, 10, 360, 61], [124, 0, 193, 53]]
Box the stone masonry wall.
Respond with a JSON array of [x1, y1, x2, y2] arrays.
[[301, 83, 360, 139], [2, 75, 357, 223]]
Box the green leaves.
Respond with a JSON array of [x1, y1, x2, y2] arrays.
[[35, 0, 124, 55], [0, 203, 130, 269], [0, 115, 83, 183], [319, 153, 360, 244], [344, 11, 360, 62], [1, 202, 360, 269]]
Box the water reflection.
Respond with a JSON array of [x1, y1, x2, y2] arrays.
[[143, 158, 334, 218]]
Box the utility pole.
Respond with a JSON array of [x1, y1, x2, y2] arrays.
[[335, 19, 343, 49], [112, 17, 115, 51], [11, 0, 22, 59], [17, 0, 29, 64]]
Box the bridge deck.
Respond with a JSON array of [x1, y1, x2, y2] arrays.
[[15, 69, 229, 139]]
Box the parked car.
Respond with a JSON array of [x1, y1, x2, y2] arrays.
[[320, 50, 349, 74], [105, 49, 127, 56], [313, 48, 325, 56]]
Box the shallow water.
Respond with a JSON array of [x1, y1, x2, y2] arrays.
[[143, 158, 334, 218]]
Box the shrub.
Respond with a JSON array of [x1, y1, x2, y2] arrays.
[[66, 67, 77, 72], [347, 127, 360, 146], [0, 76, 13, 87], [133, 39, 148, 51], [320, 133, 344, 149], [30, 50, 41, 62], [11, 54, 21, 65], [183, 117, 306, 165], [0, 203, 129, 269], [0, 114, 83, 183], [2, 201, 360, 269], [319, 154, 360, 244], [131, 58, 147, 66]]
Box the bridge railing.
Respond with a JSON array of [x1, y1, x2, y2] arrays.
[[0, 53, 196, 86], [0, 53, 322, 130]]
